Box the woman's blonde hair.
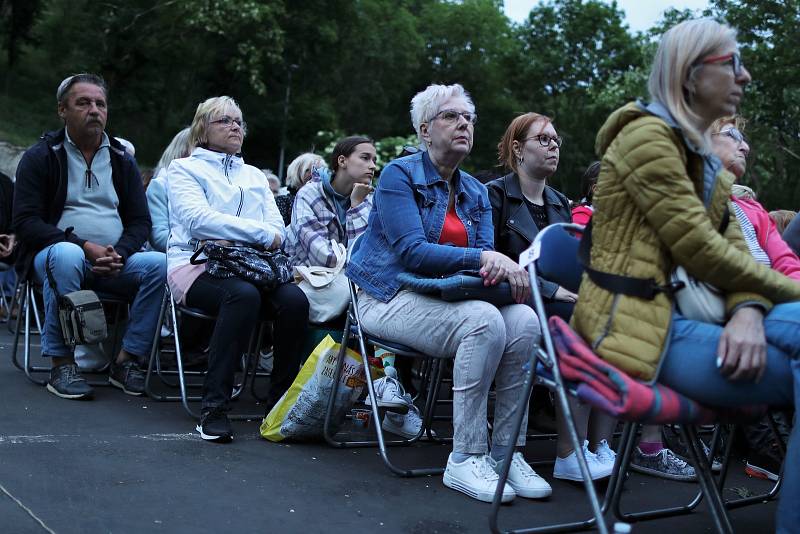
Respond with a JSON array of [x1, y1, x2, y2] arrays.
[[648, 18, 737, 151], [155, 127, 191, 176], [710, 115, 747, 136], [189, 96, 242, 150], [286, 153, 326, 191], [769, 210, 797, 234]]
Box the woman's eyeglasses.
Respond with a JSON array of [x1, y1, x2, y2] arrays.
[[712, 127, 745, 145], [700, 52, 744, 77], [431, 109, 478, 125], [525, 134, 563, 148], [210, 116, 247, 134]]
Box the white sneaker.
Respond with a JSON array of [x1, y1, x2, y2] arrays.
[[487, 452, 552, 499], [443, 454, 516, 503], [594, 439, 617, 470], [382, 394, 436, 440], [364, 366, 408, 411], [554, 440, 613, 481]]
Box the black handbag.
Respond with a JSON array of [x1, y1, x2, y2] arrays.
[[398, 272, 516, 307], [190, 242, 293, 290]]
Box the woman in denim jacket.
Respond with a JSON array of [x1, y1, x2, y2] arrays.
[[347, 84, 550, 503]]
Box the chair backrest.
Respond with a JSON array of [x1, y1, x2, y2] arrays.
[[528, 223, 584, 293]]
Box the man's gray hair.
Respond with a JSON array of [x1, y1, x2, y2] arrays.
[[410, 83, 475, 149], [56, 73, 108, 104]]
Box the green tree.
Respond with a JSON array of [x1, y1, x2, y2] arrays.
[[510, 0, 643, 198], [710, 0, 800, 210], [414, 0, 521, 172]]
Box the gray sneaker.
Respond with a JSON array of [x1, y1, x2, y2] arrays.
[[630, 447, 696, 481], [47, 363, 94, 400]]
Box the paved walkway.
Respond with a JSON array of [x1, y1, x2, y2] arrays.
[[0, 325, 778, 533]]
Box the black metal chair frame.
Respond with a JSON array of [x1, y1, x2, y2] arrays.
[[144, 284, 270, 421], [489, 223, 783, 534], [11, 278, 127, 387], [321, 273, 455, 477]]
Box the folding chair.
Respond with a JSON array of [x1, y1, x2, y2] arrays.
[[144, 284, 269, 421], [322, 236, 453, 477], [490, 222, 609, 534], [494, 222, 776, 534], [11, 277, 128, 387]]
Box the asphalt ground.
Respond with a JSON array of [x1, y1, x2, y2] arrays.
[[0, 323, 779, 534]]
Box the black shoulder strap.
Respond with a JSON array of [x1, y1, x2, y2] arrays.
[[578, 203, 731, 300], [578, 219, 671, 300]]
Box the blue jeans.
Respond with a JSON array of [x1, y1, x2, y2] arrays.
[[33, 242, 166, 361], [660, 303, 800, 533]]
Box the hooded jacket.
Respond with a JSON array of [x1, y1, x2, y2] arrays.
[[571, 102, 800, 380], [12, 128, 150, 276], [166, 146, 285, 273]]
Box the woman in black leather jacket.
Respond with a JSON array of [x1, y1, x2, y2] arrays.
[[488, 112, 618, 482], [487, 112, 574, 321]]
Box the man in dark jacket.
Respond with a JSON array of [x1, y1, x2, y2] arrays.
[[13, 73, 166, 400]]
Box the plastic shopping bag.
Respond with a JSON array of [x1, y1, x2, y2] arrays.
[[260, 335, 365, 442]]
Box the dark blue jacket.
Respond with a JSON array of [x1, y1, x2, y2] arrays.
[[346, 150, 493, 302], [12, 128, 151, 275]]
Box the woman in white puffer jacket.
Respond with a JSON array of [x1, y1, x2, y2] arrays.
[[166, 96, 309, 443]]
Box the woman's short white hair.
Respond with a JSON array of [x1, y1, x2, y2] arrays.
[[286, 152, 326, 191], [648, 18, 737, 152], [410, 83, 475, 149]]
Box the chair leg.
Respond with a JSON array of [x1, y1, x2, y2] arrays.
[[6, 277, 21, 333], [145, 290, 170, 400], [490, 359, 608, 534], [10, 282, 26, 371], [322, 313, 445, 476], [681, 425, 734, 534], [23, 284, 47, 386], [171, 298, 201, 420], [611, 421, 705, 523]]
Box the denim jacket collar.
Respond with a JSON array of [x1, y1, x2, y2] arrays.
[[419, 150, 471, 202]]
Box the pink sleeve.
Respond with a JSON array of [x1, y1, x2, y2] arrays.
[[740, 198, 800, 281], [763, 218, 800, 281]]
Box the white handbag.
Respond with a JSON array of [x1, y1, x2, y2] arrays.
[[670, 266, 726, 324], [294, 242, 350, 324]]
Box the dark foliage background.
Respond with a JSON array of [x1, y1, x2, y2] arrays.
[[1, 0, 797, 208]]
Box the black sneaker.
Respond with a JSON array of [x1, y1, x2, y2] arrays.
[[46, 363, 94, 400], [109, 360, 145, 396], [196, 407, 233, 443]]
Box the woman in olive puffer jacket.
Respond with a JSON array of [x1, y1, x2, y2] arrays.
[[574, 19, 800, 531]]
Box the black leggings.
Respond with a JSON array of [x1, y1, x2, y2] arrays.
[[186, 273, 309, 410]]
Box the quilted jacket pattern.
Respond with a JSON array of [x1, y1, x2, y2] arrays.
[[572, 102, 800, 380]]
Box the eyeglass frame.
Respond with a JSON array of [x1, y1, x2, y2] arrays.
[[712, 127, 745, 145], [699, 52, 744, 77], [524, 134, 563, 148], [429, 108, 478, 125], [209, 115, 248, 135]]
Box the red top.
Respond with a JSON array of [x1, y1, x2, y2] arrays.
[[439, 204, 468, 247]]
